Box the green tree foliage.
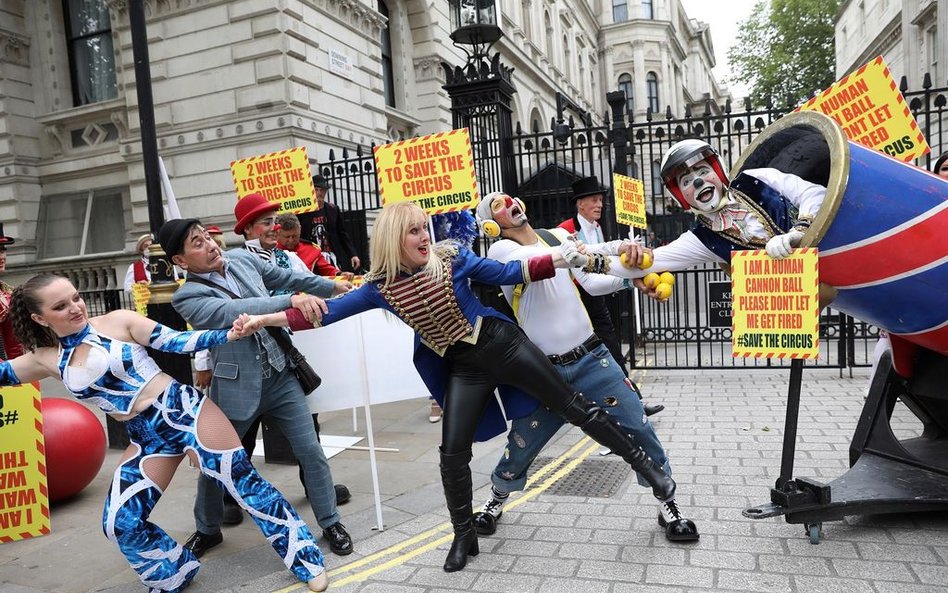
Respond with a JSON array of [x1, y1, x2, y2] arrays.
[[728, 0, 840, 107]]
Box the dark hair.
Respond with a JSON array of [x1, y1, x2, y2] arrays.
[[11, 273, 66, 351], [275, 212, 300, 231], [932, 152, 948, 175]]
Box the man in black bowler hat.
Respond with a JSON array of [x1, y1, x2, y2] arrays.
[[559, 176, 664, 416]]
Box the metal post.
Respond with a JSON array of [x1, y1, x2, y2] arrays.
[[776, 358, 804, 490], [127, 0, 191, 383]]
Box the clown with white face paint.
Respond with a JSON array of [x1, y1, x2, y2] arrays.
[[585, 139, 827, 281]]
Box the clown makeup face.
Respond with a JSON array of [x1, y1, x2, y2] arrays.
[[490, 194, 528, 231], [676, 158, 726, 212]]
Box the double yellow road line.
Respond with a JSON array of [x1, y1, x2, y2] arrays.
[[272, 437, 600, 591]]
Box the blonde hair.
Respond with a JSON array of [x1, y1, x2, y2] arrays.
[[369, 202, 445, 286]]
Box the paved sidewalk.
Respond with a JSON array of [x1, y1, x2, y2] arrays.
[[2, 366, 947, 593]]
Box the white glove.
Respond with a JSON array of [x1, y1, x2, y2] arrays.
[[558, 238, 589, 268], [765, 229, 805, 259]]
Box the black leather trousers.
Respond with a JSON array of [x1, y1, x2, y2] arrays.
[[441, 316, 674, 502]]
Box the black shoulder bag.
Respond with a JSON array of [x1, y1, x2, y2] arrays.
[[184, 276, 322, 394]]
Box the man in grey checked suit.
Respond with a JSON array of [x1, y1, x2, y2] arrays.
[[158, 217, 354, 558]]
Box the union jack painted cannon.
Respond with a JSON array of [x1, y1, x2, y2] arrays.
[[736, 111, 948, 543]]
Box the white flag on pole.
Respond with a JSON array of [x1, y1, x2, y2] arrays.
[[158, 156, 182, 220]]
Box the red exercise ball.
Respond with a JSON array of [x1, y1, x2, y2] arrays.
[[41, 398, 106, 502]]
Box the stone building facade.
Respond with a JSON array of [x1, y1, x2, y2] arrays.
[[835, 0, 946, 89], [0, 0, 724, 286]]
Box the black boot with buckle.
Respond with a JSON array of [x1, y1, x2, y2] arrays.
[[559, 392, 676, 501], [440, 448, 479, 572]]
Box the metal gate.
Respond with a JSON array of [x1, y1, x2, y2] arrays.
[[312, 76, 947, 371]]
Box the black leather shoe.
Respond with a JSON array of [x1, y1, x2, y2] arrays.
[[323, 522, 353, 555], [658, 500, 699, 542], [644, 403, 665, 416], [222, 501, 244, 526], [334, 484, 351, 505], [183, 530, 223, 558], [472, 511, 499, 536]]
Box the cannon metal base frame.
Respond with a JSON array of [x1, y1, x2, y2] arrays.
[[743, 351, 948, 543]]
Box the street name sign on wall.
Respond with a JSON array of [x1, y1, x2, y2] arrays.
[[230, 146, 317, 214], [731, 249, 820, 359], [796, 56, 929, 162], [374, 128, 479, 214]]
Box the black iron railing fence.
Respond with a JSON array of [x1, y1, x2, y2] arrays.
[[270, 77, 948, 370]]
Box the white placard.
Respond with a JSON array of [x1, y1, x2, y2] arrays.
[[329, 49, 353, 80], [291, 309, 430, 413]]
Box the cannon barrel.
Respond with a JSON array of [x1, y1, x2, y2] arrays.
[[732, 111, 948, 357]]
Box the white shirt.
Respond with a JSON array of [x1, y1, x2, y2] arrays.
[[589, 168, 827, 279], [575, 214, 604, 244], [487, 228, 626, 355]]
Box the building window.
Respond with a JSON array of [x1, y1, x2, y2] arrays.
[[38, 189, 125, 259], [378, 0, 396, 108], [613, 0, 628, 22], [545, 12, 554, 60], [642, 0, 653, 19], [928, 26, 938, 83], [618, 73, 634, 114], [647, 71, 659, 114], [63, 0, 118, 106]]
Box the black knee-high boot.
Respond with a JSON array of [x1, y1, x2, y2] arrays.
[[559, 392, 676, 501], [440, 448, 479, 572]]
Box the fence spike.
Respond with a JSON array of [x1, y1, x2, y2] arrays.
[[923, 72, 932, 90], [665, 105, 673, 120], [328, 148, 336, 161], [724, 98, 732, 114], [703, 98, 712, 117], [645, 107, 653, 122], [684, 105, 692, 119], [342, 147, 349, 159], [900, 75, 908, 93], [355, 144, 363, 156], [743, 96, 752, 111], [515, 120, 523, 135]]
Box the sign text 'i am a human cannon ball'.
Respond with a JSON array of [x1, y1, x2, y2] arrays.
[[731, 249, 821, 359], [374, 128, 479, 214]]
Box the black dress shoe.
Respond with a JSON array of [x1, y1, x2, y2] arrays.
[[658, 500, 699, 542], [644, 403, 665, 416], [183, 530, 223, 558], [334, 484, 351, 505], [222, 501, 244, 526], [323, 522, 353, 555], [472, 511, 500, 536]]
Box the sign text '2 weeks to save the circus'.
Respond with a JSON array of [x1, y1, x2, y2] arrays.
[[374, 129, 478, 214]]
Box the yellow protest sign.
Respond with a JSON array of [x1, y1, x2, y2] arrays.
[[334, 275, 365, 288], [131, 282, 150, 316], [230, 146, 316, 215], [613, 173, 647, 229], [731, 249, 820, 359], [796, 56, 929, 162], [0, 383, 50, 543], [374, 128, 479, 214]]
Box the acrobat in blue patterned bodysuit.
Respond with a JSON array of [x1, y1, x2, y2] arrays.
[[1, 323, 325, 593]]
